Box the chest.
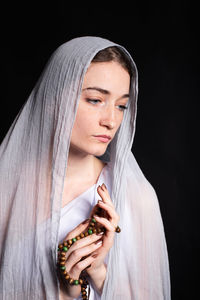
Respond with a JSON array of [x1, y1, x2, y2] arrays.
[[61, 180, 95, 208]]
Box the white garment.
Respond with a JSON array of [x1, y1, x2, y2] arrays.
[[58, 163, 111, 300], [59, 164, 111, 243]]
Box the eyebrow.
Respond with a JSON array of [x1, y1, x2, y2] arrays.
[[82, 86, 129, 99]]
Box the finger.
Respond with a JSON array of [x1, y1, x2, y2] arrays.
[[65, 239, 103, 273], [69, 252, 98, 279], [97, 201, 119, 226], [97, 184, 114, 207], [65, 219, 90, 240], [93, 215, 115, 232], [64, 232, 103, 260]]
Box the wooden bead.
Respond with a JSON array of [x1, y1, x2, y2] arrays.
[[69, 278, 74, 285], [60, 257, 66, 261], [79, 279, 83, 285], [115, 226, 121, 233], [68, 239, 73, 245], [80, 233, 85, 238], [84, 232, 88, 237], [58, 244, 63, 249], [76, 236, 81, 240], [65, 275, 70, 280], [63, 241, 68, 246], [61, 252, 66, 256], [82, 291, 86, 295]]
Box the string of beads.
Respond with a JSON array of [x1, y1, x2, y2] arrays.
[[57, 215, 121, 299]]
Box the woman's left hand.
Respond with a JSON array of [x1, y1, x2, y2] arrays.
[[86, 183, 119, 282]]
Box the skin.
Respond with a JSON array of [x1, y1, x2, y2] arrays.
[[60, 61, 130, 299]]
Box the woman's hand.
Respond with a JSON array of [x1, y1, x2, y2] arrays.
[[58, 183, 119, 298], [86, 183, 120, 292], [58, 220, 104, 299]]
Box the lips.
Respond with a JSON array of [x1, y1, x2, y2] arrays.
[[94, 135, 112, 143], [95, 135, 111, 140]]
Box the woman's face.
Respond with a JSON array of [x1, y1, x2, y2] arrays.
[[70, 61, 130, 157]]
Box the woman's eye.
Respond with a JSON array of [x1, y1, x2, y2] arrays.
[[86, 99, 101, 104], [118, 105, 128, 111], [86, 99, 128, 111]]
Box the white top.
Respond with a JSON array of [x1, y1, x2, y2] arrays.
[[58, 163, 111, 300]]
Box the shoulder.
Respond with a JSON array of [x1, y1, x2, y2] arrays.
[[125, 152, 161, 216]]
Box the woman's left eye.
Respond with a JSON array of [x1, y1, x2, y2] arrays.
[[86, 99, 101, 104]]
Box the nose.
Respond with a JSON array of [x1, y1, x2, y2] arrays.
[[99, 105, 116, 130]]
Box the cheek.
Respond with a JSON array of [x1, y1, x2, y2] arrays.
[[73, 108, 98, 135], [115, 113, 124, 130]]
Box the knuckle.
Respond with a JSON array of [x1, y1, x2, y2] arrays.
[[65, 231, 75, 240], [65, 234, 72, 240], [87, 234, 98, 242], [74, 262, 83, 272], [73, 249, 81, 260]]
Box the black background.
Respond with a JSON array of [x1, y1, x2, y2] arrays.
[[1, 2, 199, 299]]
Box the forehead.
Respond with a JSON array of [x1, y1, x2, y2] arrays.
[[82, 61, 130, 94]]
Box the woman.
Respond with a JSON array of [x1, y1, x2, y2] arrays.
[[0, 36, 170, 299]]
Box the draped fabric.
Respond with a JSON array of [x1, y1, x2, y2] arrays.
[[58, 163, 111, 300], [0, 36, 170, 299]]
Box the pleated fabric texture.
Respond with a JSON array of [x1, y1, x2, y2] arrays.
[[0, 36, 170, 299]]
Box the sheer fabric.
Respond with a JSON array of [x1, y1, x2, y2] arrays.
[[0, 36, 170, 299], [59, 163, 111, 300]]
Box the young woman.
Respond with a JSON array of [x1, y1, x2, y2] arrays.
[[0, 36, 171, 299]]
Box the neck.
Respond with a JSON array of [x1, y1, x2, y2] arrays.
[[66, 147, 99, 182]]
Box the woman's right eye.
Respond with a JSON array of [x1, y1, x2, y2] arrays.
[[86, 99, 101, 104]]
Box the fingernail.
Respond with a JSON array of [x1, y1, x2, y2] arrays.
[[97, 185, 104, 192], [82, 219, 89, 224], [98, 200, 103, 203], [102, 183, 107, 189], [95, 239, 102, 245], [97, 231, 104, 236], [92, 253, 98, 258]]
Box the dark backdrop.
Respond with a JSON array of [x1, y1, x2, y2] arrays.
[[0, 2, 199, 299]]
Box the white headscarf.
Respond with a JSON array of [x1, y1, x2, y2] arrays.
[[0, 36, 170, 299]]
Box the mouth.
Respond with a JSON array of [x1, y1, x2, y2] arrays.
[[93, 135, 112, 143]]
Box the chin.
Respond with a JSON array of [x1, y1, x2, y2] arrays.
[[70, 142, 108, 157], [86, 144, 108, 157]]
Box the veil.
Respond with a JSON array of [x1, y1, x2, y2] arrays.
[[0, 36, 170, 299]]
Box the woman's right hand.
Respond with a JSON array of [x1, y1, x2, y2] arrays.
[[58, 219, 103, 299]]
